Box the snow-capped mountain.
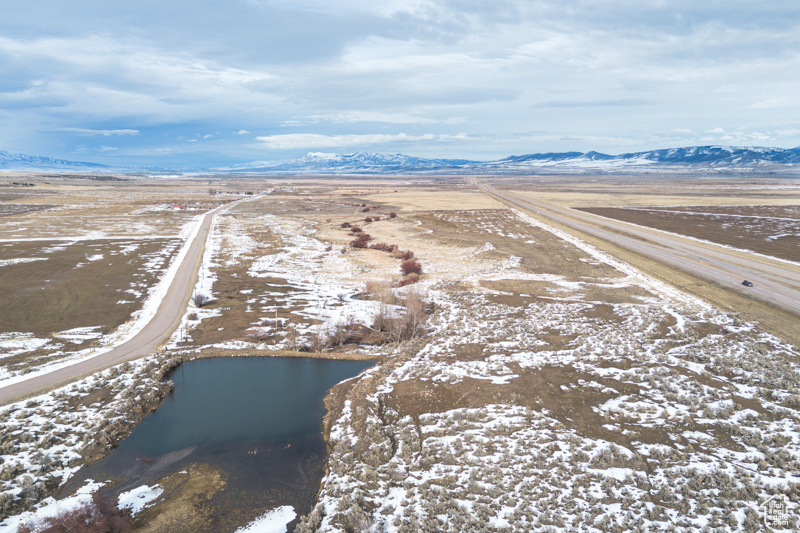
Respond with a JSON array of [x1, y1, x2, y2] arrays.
[[220, 152, 478, 173], [218, 146, 800, 174], [3, 145, 800, 174], [619, 146, 800, 165], [0, 150, 109, 171]]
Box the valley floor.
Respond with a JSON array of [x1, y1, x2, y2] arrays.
[[2, 174, 800, 532]]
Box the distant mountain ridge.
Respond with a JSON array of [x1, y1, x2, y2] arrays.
[[225, 151, 478, 172], [0, 150, 108, 171], [2, 145, 799, 174], [222, 145, 800, 174], [622, 146, 800, 165]]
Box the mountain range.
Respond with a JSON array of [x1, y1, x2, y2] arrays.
[[2, 146, 800, 174], [218, 146, 800, 174], [0, 150, 108, 171]]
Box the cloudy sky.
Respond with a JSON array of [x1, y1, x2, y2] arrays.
[[2, 0, 799, 167]]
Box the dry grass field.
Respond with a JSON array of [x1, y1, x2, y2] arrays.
[[504, 176, 800, 209], [0, 175, 231, 380]]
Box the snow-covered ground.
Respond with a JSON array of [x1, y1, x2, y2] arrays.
[[293, 208, 800, 532], [6, 197, 798, 531], [117, 484, 163, 516], [0, 355, 176, 524], [235, 506, 297, 533], [173, 211, 401, 353], [0, 480, 104, 533]]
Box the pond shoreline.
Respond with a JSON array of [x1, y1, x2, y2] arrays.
[[183, 347, 378, 362], [70, 353, 376, 532], [0, 349, 379, 530]]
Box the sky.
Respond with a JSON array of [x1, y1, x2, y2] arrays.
[[1, 0, 799, 168]]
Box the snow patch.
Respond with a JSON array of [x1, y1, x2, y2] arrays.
[[234, 506, 297, 533]]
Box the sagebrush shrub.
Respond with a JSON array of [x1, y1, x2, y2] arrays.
[[400, 259, 422, 275], [350, 233, 374, 248]]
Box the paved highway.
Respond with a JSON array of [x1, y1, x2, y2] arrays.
[[483, 185, 800, 317], [0, 200, 243, 405]]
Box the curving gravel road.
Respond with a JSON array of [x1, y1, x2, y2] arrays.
[[0, 200, 242, 405], [483, 186, 800, 317]]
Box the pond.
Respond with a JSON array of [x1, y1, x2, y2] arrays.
[[63, 356, 374, 532]]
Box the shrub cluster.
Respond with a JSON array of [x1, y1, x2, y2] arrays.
[[369, 242, 396, 253], [400, 259, 422, 275], [350, 233, 374, 248], [191, 292, 212, 308], [397, 273, 420, 287], [390, 249, 414, 260], [19, 491, 130, 533]]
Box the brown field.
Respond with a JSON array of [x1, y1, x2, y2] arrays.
[[504, 176, 800, 208], [0, 238, 182, 373], [0, 174, 230, 375], [577, 205, 800, 263], [360, 189, 505, 212], [0, 238, 182, 335]]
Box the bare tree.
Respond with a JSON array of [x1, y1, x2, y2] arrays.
[[191, 292, 212, 307], [372, 302, 392, 332], [391, 290, 428, 342], [285, 324, 300, 351], [400, 258, 422, 275], [364, 280, 396, 305], [331, 315, 359, 346], [310, 325, 330, 353]]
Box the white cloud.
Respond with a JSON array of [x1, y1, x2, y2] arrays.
[[54, 128, 139, 136], [3, 1, 800, 163], [308, 110, 438, 125], [752, 96, 799, 109], [255, 132, 465, 149]]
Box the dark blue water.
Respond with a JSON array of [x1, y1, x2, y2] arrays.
[[120, 356, 370, 455], [63, 356, 374, 532]]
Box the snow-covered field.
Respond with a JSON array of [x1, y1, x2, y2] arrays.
[[4, 185, 799, 532], [293, 209, 800, 532], [174, 208, 400, 353], [0, 355, 177, 524]]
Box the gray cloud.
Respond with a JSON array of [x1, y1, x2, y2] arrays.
[[1, 0, 799, 164]]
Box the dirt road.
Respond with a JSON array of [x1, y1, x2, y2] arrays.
[[0, 201, 239, 405], [483, 185, 800, 317]]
